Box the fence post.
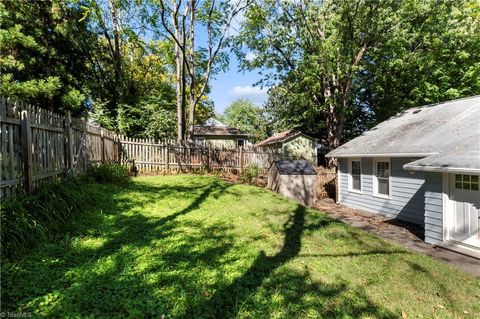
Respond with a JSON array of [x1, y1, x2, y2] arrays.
[[206, 146, 210, 171], [100, 128, 105, 163], [21, 110, 33, 193], [83, 119, 87, 173], [239, 146, 244, 174], [166, 143, 170, 171], [65, 111, 73, 172]]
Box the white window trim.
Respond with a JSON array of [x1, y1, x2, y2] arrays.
[[236, 139, 246, 148], [348, 158, 362, 194], [373, 157, 392, 199]]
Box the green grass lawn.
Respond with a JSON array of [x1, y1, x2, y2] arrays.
[[2, 175, 479, 318]]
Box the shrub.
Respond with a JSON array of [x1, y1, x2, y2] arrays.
[[86, 162, 129, 184], [240, 164, 260, 185]]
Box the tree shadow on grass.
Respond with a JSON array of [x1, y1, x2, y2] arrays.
[[1, 178, 238, 317], [3, 177, 400, 318], [189, 205, 398, 318]]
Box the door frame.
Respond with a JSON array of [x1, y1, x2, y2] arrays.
[[442, 173, 480, 251]]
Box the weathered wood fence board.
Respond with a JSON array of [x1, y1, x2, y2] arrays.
[[118, 136, 280, 174], [1, 96, 332, 200], [0, 97, 120, 199]]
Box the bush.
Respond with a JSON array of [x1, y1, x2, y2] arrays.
[[86, 162, 129, 184], [0, 177, 95, 258], [240, 164, 260, 185]]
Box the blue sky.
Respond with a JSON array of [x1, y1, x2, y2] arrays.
[[208, 52, 268, 114]]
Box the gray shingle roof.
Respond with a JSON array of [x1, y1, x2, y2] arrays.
[[327, 96, 480, 172], [193, 125, 249, 137], [273, 160, 317, 175]]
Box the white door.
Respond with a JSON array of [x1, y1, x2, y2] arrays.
[[448, 174, 480, 249]]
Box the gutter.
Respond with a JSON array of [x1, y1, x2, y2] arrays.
[[403, 164, 480, 174], [325, 152, 437, 158]]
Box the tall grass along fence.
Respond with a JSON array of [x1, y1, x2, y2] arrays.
[[0, 97, 119, 199]]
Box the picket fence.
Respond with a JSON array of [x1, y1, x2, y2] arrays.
[[119, 136, 280, 174], [0, 97, 285, 199]]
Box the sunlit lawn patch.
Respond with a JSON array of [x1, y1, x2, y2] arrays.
[[2, 175, 479, 318]]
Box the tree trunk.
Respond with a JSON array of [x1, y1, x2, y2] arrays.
[[187, 0, 196, 141], [109, 0, 122, 109], [173, 10, 186, 142]]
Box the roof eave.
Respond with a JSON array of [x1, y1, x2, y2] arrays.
[[325, 152, 437, 158], [403, 164, 480, 174]]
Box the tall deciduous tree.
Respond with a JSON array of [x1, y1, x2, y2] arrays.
[[145, 0, 251, 141], [221, 98, 269, 142], [236, 0, 480, 150]]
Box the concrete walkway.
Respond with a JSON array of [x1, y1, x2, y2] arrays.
[[315, 198, 480, 278]]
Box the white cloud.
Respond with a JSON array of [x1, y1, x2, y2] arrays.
[[245, 52, 256, 62], [230, 85, 268, 105]]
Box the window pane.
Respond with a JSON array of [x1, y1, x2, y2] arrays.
[[352, 175, 361, 190], [471, 183, 479, 191], [463, 175, 471, 183], [378, 178, 389, 195], [455, 174, 462, 182], [471, 175, 479, 183], [352, 161, 361, 175], [455, 181, 463, 189], [376, 161, 389, 178]]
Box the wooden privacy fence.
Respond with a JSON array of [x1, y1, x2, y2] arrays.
[[119, 136, 280, 174], [1, 97, 334, 200], [316, 167, 337, 199], [0, 97, 119, 199]]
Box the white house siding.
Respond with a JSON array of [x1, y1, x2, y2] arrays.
[[338, 157, 426, 226], [423, 172, 444, 245]]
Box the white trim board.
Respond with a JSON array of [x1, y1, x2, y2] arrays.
[[326, 153, 436, 158], [404, 164, 480, 175]]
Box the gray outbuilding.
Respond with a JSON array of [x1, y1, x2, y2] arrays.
[[326, 95, 480, 258], [268, 160, 317, 206]]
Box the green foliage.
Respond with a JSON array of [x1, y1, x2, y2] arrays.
[[0, 176, 95, 258], [0, 0, 96, 114], [239, 164, 260, 185], [1, 175, 479, 317], [222, 99, 270, 143], [86, 163, 129, 184], [236, 0, 480, 146]]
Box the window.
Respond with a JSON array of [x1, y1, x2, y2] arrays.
[[374, 159, 390, 197], [349, 159, 362, 191], [237, 139, 245, 148], [455, 174, 479, 190]]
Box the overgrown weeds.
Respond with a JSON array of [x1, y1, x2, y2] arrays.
[[240, 164, 260, 184], [86, 162, 129, 184], [0, 163, 129, 259]]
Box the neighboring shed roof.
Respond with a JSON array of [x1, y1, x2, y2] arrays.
[[193, 125, 249, 137], [326, 96, 480, 171], [202, 118, 226, 126], [272, 160, 317, 175], [256, 130, 314, 147]]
